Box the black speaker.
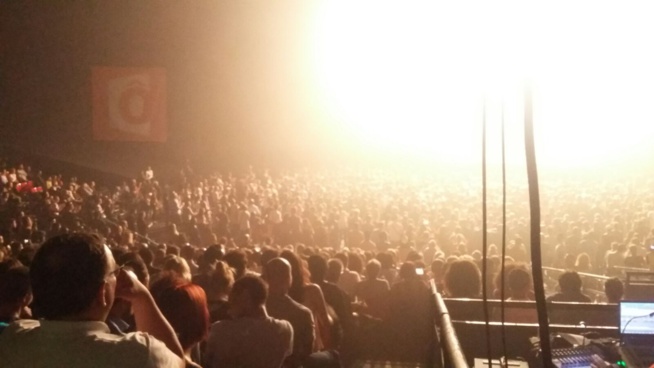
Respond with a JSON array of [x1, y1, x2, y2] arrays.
[[625, 272, 654, 300]]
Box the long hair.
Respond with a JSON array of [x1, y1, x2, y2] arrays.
[[151, 275, 210, 351], [279, 250, 308, 303], [444, 259, 481, 298]]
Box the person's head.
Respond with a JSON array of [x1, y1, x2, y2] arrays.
[[260, 247, 280, 269], [279, 250, 308, 302], [604, 277, 624, 303], [365, 259, 382, 280], [262, 258, 292, 295], [398, 261, 418, 280], [229, 275, 268, 318], [348, 253, 364, 274], [0, 265, 31, 320], [507, 268, 532, 298], [138, 248, 154, 266], [204, 244, 225, 264], [307, 255, 328, 283], [558, 271, 583, 294], [376, 252, 394, 270], [163, 255, 192, 281], [166, 244, 181, 257], [334, 252, 349, 269], [151, 275, 209, 352], [118, 252, 150, 288], [181, 244, 196, 263], [444, 259, 481, 298], [563, 253, 576, 269], [575, 252, 591, 270], [406, 250, 423, 263], [153, 248, 166, 267], [30, 233, 118, 321], [207, 261, 234, 301], [430, 258, 445, 281], [326, 258, 344, 284], [223, 249, 248, 279]]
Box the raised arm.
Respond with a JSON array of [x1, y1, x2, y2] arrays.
[[115, 269, 185, 363]]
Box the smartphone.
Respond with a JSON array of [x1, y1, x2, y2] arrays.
[[416, 267, 425, 276]]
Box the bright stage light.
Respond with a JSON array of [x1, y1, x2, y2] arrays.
[[311, 1, 654, 168]]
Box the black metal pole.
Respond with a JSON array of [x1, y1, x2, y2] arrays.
[[524, 85, 554, 368]]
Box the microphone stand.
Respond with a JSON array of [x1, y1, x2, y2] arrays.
[[621, 312, 654, 344]]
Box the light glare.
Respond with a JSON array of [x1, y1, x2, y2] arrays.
[[311, 1, 654, 168]]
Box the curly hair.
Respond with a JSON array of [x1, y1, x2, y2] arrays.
[[444, 259, 481, 298]]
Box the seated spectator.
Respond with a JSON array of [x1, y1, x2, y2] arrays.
[[0, 232, 185, 367], [205, 275, 293, 368], [162, 255, 192, 281], [354, 259, 390, 320], [181, 244, 199, 275], [547, 271, 592, 303], [500, 268, 538, 323], [604, 277, 624, 303], [493, 262, 522, 300], [0, 265, 31, 333], [223, 249, 249, 279], [348, 253, 364, 276], [151, 275, 210, 368], [192, 244, 224, 294], [376, 252, 397, 285], [326, 258, 344, 284], [205, 261, 234, 322], [260, 247, 280, 270], [280, 250, 333, 351], [387, 262, 432, 361], [263, 257, 316, 368], [153, 247, 167, 269], [308, 255, 353, 348], [334, 252, 361, 299], [444, 259, 482, 298]]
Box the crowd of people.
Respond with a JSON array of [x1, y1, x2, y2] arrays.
[[0, 157, 653, 367]]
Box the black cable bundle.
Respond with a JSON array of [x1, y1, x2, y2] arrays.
[[500, 102, 508, 365], [482, 97, 493, 368], [524, 85, 554, 368]]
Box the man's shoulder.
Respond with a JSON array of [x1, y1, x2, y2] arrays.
[[267, 296, 313, 326], [0, 319, 39, 340], [323, 281, 346, 295], [0, 320, 181, 368], [279, 295, 312, 315], [267, 316, 293, 332]]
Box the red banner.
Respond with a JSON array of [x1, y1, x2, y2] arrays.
[[92, 67, 167, 142]]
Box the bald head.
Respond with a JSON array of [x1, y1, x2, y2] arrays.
[[263, 258, 292, 294]]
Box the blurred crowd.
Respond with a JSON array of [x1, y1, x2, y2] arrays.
[[1, 158, 653, 367]]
